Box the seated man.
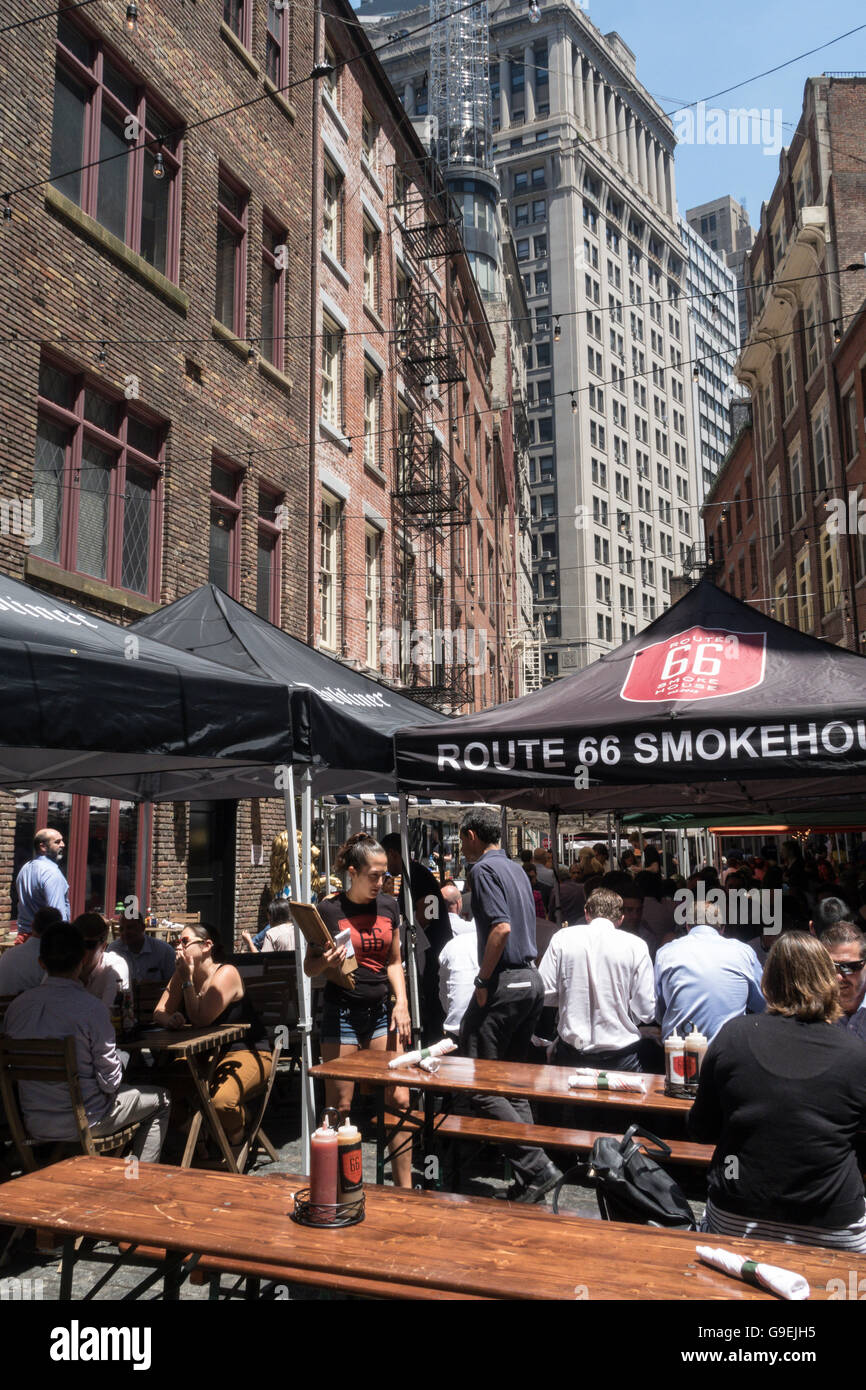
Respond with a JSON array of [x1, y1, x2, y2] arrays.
[[106, 913, 175, 986], [241, 898, 296, 954], [538, 887, 658, 1072], [74, 912, 131, 1006], [0, 906, 61, 996], [820, 921, 866, 1042], [5, 922, 170, 1162], [654, 899, 765, 1041], [438, 884, 478, 1042]]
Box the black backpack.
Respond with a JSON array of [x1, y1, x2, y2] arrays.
[[552, 1124, 696, 1230]]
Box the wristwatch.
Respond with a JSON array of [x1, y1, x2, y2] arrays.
[[474, 974, 490, 989]]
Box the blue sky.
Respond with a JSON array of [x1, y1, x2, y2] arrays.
[[580, 0, 866, 224]]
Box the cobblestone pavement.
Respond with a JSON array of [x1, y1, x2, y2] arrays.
[[0, 1084, 706, 1301]]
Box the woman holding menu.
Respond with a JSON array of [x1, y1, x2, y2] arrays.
[[306, 832, 413, 1187]]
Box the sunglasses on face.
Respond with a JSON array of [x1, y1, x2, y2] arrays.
[[833, 960, 866, 977]]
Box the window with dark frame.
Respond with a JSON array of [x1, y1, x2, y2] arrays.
[[215, 170, 248, 335], [50, 14, 182, 279], [256, 485, 282, 624], [261, 215, 287, 372], [209, 458, 242, 599], [33, 356, 163, 599], [265, 0, 290, 87], [223, 0, 252, 49]]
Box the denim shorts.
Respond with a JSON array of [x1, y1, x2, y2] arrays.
[[320, 996, 389, 1046]]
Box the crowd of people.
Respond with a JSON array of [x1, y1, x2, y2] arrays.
[[6, 817, 866, 1253]]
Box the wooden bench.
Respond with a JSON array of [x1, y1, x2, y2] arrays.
[[432, 1113, 713, 1169]]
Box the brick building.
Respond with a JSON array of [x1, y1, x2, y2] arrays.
[[312, 0, 513, 713], [701, 78, 866, 647], [0, 0, 314, 940]]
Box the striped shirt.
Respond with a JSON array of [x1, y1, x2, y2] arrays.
[[703, 1197, 866, 1254]]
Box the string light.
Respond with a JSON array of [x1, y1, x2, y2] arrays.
[[833, 320, 842, 344], [570, 393, 577, 414], [553, 316, 561, 342], [152, 145, 165, 180], [125, 1, 138, 33], [247, 341, 258, 364]]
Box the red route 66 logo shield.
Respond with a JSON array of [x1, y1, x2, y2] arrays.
[[620, 626, 767, 703]]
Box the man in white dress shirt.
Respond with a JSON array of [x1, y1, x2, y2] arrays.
[[538, 888, 658, 1072], [75, 912, 131, 1006], [438, 883, 478, 1040], [5, 922, 169, 1160]]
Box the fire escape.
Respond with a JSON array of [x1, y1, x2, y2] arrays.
[[388, 159, 474, 710]]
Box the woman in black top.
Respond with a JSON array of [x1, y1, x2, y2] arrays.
[[306, 833, 413, 1187], [689, 931, 866, 1250], [154, 922, 271, 1154]]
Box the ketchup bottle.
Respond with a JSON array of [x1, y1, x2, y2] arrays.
[[309, 1109, 339, 1221]]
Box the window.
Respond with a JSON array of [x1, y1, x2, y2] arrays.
[[361, 107, 378, 170], [789, 446, 804, 521], [781, 345, 795, 418], [261, 216, 287, 371], [322, 160, 343, 261], [414, 77, 428, 116], [514, 203, 529, 227], [795, 546, 813, 632], [535, 270, 549, 295], [812, 407, 832, 493], [257, 486, 282, 623], [209, 458, 242, 599], [363, 363, 381, 469], [265, 0, 289, 87], [769, 471, 782, 550], [396, 402, 414, 489], [842, 388, 860, 464], [398, 544, 416, 682], [363, 218, 380, 312], [50, 16, 182, 278], [803, 299, 821, 378], [516, 238, 530, 262], [534, 235, 547, 259], [535, 341, 550, 369], [760, 383, 775, 449], [322, 40, 340, 108], [749, 542, 758, 592], [215, 171, 248, 334], [319, 491, 342, 649], [364, 524, 381, 669], [774, 571, 788, 626], [33, 358, 163, 598], [532, 199, 546, 222], [514, 171, 529, 195], [321, 317, 343, 427], [223, 0, 251, 48], [537, 417, 553, 443]]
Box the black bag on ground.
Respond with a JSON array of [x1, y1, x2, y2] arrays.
[[552, 1124, 696, 1230]]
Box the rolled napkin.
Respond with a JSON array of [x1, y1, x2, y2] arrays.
[[696, 1245, 809, 1301], [387, 1038, 458, 1070], [567, 1068, 648, 1094]]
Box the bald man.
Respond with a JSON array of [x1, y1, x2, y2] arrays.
[[15, 828, 70, 941]]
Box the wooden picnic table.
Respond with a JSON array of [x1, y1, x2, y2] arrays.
[[0, 1154, 859, 1301], [311, 1052, 690, 1182], [125, 1023, 249, 1173]]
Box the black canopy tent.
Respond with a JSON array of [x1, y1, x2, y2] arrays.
[[394, 581, 866, 819], [0, 574, 294, 798], [130, 583, 448, 796]]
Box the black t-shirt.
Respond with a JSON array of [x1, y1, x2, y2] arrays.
[[468, 848, 537, 970], [317, 892, 400, 1006], [688, 1012, 866, 1228]]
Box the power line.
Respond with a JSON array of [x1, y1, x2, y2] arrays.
[[0, 0, 99, 35]]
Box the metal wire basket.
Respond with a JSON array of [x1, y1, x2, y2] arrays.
[[290, 1188, 366, 1228]]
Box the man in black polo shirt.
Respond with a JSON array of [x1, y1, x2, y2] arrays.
[[458, 807, 562, 1203]]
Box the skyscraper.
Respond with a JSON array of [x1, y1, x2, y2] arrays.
[[686, 196, 755, 347], [367, 0, 701, 675]]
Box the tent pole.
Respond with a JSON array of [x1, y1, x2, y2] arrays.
[[301, 769, 313, 902], [548, 810, 559, 872], [399, 793, 421, 1039], [321, 801, 331, 886], [500, 806, 508, 854], [284, 771, 314, 1174], [606, 812, 612, 869]]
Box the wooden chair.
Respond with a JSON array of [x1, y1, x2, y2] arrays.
[[171, 912, 201, 927], [0, 1036, 141, 1173], [227, 977, 297, 1173], [135, 980, 167, 1025]]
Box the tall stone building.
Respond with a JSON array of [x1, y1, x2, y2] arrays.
[[686, 196, 755, 348], [366, 0, 701, 675]]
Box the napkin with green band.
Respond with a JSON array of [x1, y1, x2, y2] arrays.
[[696, 1244, 809, 1300]]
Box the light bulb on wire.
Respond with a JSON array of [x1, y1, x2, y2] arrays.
[[570, 393, 577, 415], [152, 144, 165, 180], [553, 316, 561, 342], [126, 2, 139, 33]]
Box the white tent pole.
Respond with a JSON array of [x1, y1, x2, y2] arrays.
[[606, 811, 612, 867], [285, 770, 314, 1173], [301, 769, 313, 902], [399, 793, 422, 1037]]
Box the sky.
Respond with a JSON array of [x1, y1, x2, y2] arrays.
[[568, 0, 866, 224]]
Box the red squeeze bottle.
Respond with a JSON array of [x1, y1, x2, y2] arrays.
[[309, 1111, 339, 1220]]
